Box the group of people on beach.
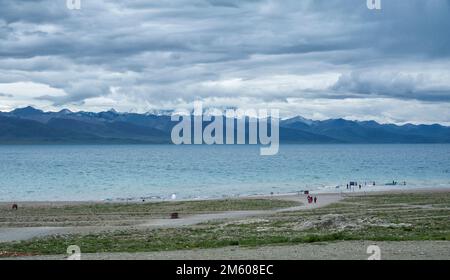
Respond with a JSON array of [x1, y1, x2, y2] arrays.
[[346, 181, 376, 190], [307, 195, 317, 204], [345, 180, 406, 190]]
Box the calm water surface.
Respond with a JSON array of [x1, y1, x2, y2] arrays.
[[0, 144, 449, 201]]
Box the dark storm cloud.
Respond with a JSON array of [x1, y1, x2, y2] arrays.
[[331, 70, 450, 102], [0, 0, 69, 24], [0, 0, 449, 123]]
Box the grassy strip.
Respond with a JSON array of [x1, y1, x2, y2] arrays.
[[1, 224, 448, 256]]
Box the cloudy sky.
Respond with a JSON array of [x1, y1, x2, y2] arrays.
[[1, 0, 450, 124]]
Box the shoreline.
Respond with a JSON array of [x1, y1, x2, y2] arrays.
[[1, 186, 449, 207]]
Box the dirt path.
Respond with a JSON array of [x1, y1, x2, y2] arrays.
[[141, 193, 342, 227], [0, 193, 343, 243], [5, 240, 449, 260]]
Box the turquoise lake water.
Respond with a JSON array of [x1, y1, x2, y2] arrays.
[[0, 144, 449, 201]]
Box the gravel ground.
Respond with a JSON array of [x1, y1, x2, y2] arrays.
[[5, 241, 450, 260]]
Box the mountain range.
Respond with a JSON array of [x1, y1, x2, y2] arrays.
[[0, 106, 449, 144]]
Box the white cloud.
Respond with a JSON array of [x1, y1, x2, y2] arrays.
[[0, 0, 449, 124]]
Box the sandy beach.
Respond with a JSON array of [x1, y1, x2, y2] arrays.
[[0, 188, 449, 259]]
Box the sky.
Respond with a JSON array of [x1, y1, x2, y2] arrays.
[[0, 0, 450, 124]]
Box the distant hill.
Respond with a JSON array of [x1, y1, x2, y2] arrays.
[[280, 117, 450, 143], [0, 107, 171, 144], [0, 106, 449, 144]]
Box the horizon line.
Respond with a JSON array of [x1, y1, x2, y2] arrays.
[[1, 105, 449, 127]]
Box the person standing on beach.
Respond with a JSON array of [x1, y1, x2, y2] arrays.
[[314, 197, 317, 204]]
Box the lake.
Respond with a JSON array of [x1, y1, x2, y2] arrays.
[[0, 144, 449, 201]]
